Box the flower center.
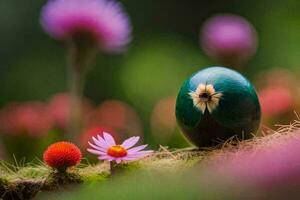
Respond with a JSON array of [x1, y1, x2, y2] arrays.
[[107, 145, 127, 158], [199, 92, 211, 102], [189, 84, 223, 114]]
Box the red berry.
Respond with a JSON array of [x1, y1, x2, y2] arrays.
[[43, 141, 82, 171]]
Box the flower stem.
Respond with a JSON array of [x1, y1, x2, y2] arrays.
[[110, 161, 116, 176], [67, 37, 97, 141], [109, 161, 133, 177], [68, 66, 85, 141]]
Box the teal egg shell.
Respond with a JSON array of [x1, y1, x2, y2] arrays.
[[176, 66, 261, 147]]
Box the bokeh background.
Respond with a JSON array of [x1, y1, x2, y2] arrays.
[[1, 0, 300, 160]]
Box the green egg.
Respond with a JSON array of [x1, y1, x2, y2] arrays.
[[176, 66, 261, 147]]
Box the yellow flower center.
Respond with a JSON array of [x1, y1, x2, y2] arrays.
[[107, 145, 127, 157]]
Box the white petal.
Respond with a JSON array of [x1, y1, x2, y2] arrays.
[[192, 101, 206, 114], [207, 102, 217, 113], [189, 92, 199, 99], [196, 84, 206, 94], [116, 158, 122, 164], [206, 84, 216, 94], [121, 136, 140, 149], [103, 132, 116, 146]]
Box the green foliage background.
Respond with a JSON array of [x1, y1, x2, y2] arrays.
[[0, 0, 300, 147]]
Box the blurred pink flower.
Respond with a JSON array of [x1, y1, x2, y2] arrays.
[[0, 102, 52, 137], [48, 93, 93, 130], [150, 96, 178, 143], [259, 86, 293, 116], [41, 0, 131, 52], [209, 132, 300, 189], [87, 132, 152, 163], [151, 96, 177, 133], [88, 100, 143, 140], [201, 14, 258, 66]]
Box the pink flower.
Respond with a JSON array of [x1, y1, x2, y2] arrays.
[[0, 102, 52, 137], [150, 96, 177, 134], [41, 0, 132, 53], [48, 93, 93, 130], [87, 132, 153, 163], [259, 86, 293, 116], [208, 132, 300, 189], [87, 100, 143, 141], [201, 14, 258, 66], [80, 125, 118, 148]]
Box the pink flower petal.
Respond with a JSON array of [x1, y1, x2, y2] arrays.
[[127, 150, 153, 157], [88, 141, 107, 152], [121, 136, 140, 149], [122, 156, 141, 161], [97, 134, 110, 148], [121, 151, 151, 161], [92, 136, 109, 149], [140, 150, 154, 154], [127, 144, 147, 153], [98, 155, 115, 161], [87, 148, 107, 156], [103, 132, 116, 146], [41, 0, 132, 53], [97, 134, 107, 144], [86, 132, 153, 163]]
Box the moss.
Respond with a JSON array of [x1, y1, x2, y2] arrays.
[[0, 150, 203, 199], [80, 172, 109, 183], [2, 180, 43, 200], [0, 177, 8, 198], [1, 125, 298, 199], [42, 171, 83, 191], [110, 161, 141, 176], [78, 163, 109, 183], [17, 166, 49, 179]]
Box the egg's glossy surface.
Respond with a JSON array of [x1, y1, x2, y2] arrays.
[[176, 67, 261, 147]]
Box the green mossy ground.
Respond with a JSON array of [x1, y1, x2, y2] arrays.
[[0, 121, 298, 200], [0, 147, 204, 200]]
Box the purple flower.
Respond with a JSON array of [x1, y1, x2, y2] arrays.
[[41, 0, 131, 53], [201, 14, 258, 66], [87, 132, 153, 164]]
